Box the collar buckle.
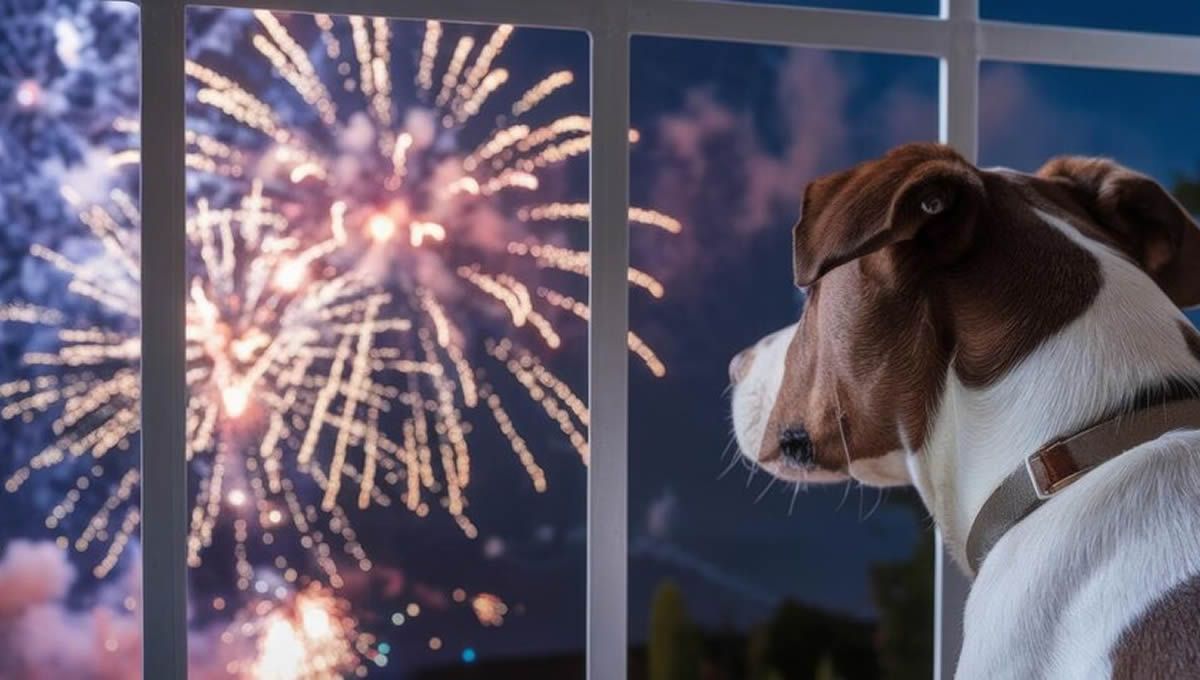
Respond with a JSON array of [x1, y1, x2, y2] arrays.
[[1024, 444, 1087, 500]]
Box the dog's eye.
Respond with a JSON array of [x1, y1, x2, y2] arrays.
[[920, 195, 945, 216]]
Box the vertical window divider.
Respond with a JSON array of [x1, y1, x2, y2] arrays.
[[588, 2, 633, 679], [138, 0, 190, 677], [936, 1, 978, 678]]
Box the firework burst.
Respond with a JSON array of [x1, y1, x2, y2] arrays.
[[1, 9, 675, 653], [219, 583, 373, 680]]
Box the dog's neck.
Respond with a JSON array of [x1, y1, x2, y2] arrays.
[[908, 210, 1200, 571]]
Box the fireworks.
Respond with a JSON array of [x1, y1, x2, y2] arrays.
[[221, 584, 373, 680], [0, 0, 138, 171], [1, 9, 678, 670]]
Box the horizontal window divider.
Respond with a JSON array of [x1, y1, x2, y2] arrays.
[[980, 21, 1200, 75], [155, 0, 599, 30], [632, 1, 952, 55]]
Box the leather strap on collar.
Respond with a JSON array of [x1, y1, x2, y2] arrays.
[[965, 396, 1200, 572]]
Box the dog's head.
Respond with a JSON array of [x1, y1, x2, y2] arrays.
[[730, 143, 1200, 487]]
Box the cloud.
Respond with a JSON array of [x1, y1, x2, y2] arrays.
[[645, 488, 679, 540], [0, 540, 243, 679], [976, 64, 1161, 176], [0, 540, 140, 680], [977, 65, 1078, 171], [636, 51, 935, 286]]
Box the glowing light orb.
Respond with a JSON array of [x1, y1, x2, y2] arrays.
[[222, 384, 251, 417], [230, 329, 269, 363], [366, 213, 397, 242], [300, 599, 334, 639], [259, 618, 305, 679], [273, 259, 308, 292], [471, 592, 508, 627], [15, 80, 41, 109], [227, 489, 248, 507]]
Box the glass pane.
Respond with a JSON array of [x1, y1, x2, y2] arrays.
[[981, 1, 1200, 37], [0, 0, 143, 676], [704, 0, 936, 14], [629, 37, 937, 679], [183, 10, 588, 677], [980, 61, 1200, 329]]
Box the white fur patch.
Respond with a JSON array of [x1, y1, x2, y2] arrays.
[[730, 323, 798, 463], [848, 449, 911, 486]]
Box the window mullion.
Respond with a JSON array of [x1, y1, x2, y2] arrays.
[[139, 0, 190, 677], [588, 2, 632, 678], [935, 3, 977, 679]]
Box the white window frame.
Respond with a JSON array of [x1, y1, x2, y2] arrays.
[[133, 0, 1200, 677]]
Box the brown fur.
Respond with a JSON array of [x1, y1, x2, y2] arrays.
[[755, 143, 1200, 475], [1038, 156, 1200, 308], [1111, 572, 1200, 679]]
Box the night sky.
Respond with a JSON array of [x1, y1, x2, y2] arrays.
[[3, 1, 1200, 678]]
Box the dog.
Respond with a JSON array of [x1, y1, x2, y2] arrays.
[[729, 143, 1200, 679]]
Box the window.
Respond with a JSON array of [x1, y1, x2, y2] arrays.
[[180, 10, 590, 676], [3, 0, 1200, 678], [628, 37, 937, 679]]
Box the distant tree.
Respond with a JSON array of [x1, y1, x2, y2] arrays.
[[746, 622, 770, 680], [870, 490, 935, 680], [751, 599, 877, 680], [648, 580, 702, 680], [1173, 170, 1200, 215], [814, 654, 838, 680]]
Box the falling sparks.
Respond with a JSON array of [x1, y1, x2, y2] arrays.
[[511, 71, 574, 117], [471, 592, 509, 627], [220, 585, 372, 680]]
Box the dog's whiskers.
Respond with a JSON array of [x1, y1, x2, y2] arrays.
[[862, 486, 885, 521], [719, 433, 738, 462], [718, 446, 744, 480], [754, 476, 777, 504], [836, 478, 854, 512]]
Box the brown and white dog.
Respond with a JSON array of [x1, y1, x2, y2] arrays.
[[729, 143, 1200, 678]]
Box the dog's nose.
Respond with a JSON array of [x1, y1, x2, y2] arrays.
[[779, 427, 814, 465], [729, 348, 754, 384]]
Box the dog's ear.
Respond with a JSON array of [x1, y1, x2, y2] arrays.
[[793, 145, 984, 286], [1038, 156, 1200, 308]]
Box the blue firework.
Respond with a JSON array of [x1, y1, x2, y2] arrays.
[[0, 0, 137, 171]]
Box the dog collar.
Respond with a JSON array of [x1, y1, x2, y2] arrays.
[[965, 394, 1200, 572]]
